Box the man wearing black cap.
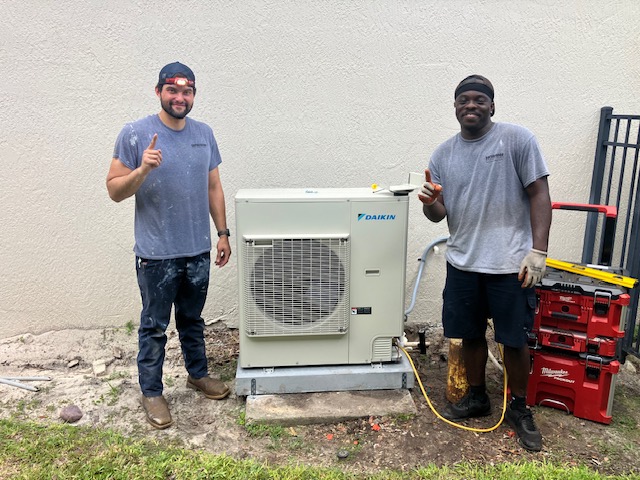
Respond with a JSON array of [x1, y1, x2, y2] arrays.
[[107, 62, 232, 429], [419, 75, 551, 451]]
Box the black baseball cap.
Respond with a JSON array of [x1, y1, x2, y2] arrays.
[[157, 62, 195, 87]]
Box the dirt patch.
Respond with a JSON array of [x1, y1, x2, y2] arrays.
[[1, 324, 639, 476]]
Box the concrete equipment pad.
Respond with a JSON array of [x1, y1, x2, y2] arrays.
[[245, 389, 417, 425]]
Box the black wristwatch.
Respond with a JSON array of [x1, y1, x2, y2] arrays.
[[217, 229, 231, 238]]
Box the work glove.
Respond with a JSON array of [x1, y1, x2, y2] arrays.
[[418, 169, 442, 206], [518, 249, 547, 288]]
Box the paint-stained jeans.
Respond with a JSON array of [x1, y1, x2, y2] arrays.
[[135, 253, 210, 397]]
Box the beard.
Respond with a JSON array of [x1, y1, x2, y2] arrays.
[[161, 99, 192, 119]]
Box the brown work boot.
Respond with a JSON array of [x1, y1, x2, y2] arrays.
[[186, 375, 230, 400], [141, 395, 174, 429]]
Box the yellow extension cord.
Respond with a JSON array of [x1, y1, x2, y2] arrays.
[[399, 344, 508, 433]]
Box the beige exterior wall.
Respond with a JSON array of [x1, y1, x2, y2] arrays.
[[1, 1, 639, 339]]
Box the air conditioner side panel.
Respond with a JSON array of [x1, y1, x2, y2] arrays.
[[348, 197, 409, 363]]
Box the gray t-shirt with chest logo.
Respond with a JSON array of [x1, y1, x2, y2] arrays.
[[429, 122, 549, 274], [113, 114, 222, 259]]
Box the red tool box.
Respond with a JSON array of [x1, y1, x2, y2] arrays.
[[534, 268, 629, 339], [531, 326, 618, 357], [527, 349, 619, 424], [526, 202, 628, 424]]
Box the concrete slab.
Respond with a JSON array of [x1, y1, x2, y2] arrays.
[[245, 389, 417, 425]]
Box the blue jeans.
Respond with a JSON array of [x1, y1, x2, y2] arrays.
[[135, 253, 210, 397]]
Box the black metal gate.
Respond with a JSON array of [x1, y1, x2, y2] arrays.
[[582, 107, 640, 361]]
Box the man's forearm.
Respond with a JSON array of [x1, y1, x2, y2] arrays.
[[423, 201, 447, 223], [208, 188, 228, 232], [107, 167, 150, 202], [530, 197, 551, 251], [526, 178, 552, 252]]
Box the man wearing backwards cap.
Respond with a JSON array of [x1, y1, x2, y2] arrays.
[[107, 62, 232, 429], [419, 75, 551, 452]]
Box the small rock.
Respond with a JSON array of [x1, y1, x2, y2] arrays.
[[67, 359, 80, 368], [337, 449, 349, 459], [60, 405, 83, 423], [92, 359, 107, 376], [624, 360, 637, 374], [113, 347, 123, 359]]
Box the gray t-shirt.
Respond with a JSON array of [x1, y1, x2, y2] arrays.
[[429, 122, 549, 274], [113, 114, 222, 259]]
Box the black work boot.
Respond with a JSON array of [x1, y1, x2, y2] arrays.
[[442, 391, 491, 421], [505, 400, 542, 452]]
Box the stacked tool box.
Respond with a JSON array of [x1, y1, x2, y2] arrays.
[[527, 267, 630, 424]]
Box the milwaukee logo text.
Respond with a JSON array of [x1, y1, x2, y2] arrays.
[[541, 367, 575, 383], [358, 214, 396, 221]]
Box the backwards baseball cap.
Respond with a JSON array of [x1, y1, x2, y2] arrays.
[[158, 62, 196, 88]]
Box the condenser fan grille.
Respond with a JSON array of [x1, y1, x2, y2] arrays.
[[243, 237, 350, 336]]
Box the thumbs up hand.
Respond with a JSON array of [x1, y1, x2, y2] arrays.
[[418, 169, 442, 206]]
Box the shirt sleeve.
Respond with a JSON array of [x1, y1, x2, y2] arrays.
[[208, 127, 222, 171], [112, 124, 141, 170], [515, 133, 549, 188]]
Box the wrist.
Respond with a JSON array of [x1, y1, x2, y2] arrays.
[[217, 228, 231, 238], [421, 196, 437, 207], [138, 164, 152, 177], [531, 248, 547, 256]]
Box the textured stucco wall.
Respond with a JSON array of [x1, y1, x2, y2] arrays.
[[1, 1, 639, 339]]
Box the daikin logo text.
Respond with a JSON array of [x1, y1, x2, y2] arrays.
[[358, 214, 396, 221]]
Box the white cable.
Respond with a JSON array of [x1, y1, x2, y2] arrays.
[[488, 349, 503, 372]]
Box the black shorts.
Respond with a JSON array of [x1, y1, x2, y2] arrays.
[[442, 262, 537, 348]]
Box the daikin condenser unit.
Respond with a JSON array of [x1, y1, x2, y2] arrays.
[[235, 188, 410, 368]]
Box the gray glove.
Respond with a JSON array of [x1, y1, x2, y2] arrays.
[[518, 249, 547, 288]]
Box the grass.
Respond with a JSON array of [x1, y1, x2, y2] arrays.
[[236, 411, 302, 451], [1, 419, 638, 480], [10, 399, 41, 419], [237, 411, 287, 439], [125, 320, 136, 335]]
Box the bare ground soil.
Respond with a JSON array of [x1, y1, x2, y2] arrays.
[[1, 324, 639, 477]]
